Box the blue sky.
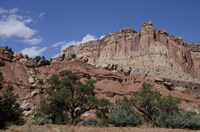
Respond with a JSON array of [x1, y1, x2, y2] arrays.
[[0, 0, 200, 59]]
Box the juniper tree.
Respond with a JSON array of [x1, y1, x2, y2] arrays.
[[0, 71, 24, 129], [131, 81, 181, 122], [35, 70, 110, 125]]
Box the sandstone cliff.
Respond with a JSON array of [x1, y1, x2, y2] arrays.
[[60, 21, 200, 81]]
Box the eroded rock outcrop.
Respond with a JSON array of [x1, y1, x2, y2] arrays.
[[60, 21, 197, 80]]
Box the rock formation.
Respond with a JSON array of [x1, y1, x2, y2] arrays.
[[59, 21, 200, 81]]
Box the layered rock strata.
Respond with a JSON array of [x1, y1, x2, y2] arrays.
[[60, 21, 197, 79]]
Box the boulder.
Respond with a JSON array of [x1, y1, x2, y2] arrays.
[[107, 64, 113, 70], [111, 70, 117, 74], [83, 112, 89, 117], [101, 63, 109, 69], [23, 110, 33, 117], [124, 67, 131, 73], [31, 91, 38, 96], [155, 78, 163, 82], [20, 103, 31, 110], [28, 70, 34, 76], [25, 94, 31, 100], [13, 52, 23, 59], [82, 56, 88, 62], [164, 81, 173, 86], [31, 83, 37, 87], [28, 77, 35, 84]]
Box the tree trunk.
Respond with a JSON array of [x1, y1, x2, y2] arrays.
[[70, 112, 74, 125]]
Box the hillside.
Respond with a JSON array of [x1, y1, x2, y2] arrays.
[[0, 47, 200, 118]]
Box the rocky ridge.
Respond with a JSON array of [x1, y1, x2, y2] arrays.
[[59, 21, 200, 82]]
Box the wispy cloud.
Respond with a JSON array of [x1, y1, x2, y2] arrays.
[[100, 35, 105, 39], [52, 41, 66, 47], [21, 46, 47, 57], [52, 34, 98, 51], [51, 53, 60, 59], [39, 12, 45, 17], [0, 7, 18, 14], [0, 7, 42, 45]]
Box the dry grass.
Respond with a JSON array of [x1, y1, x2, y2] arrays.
[[4, 124, 198, 132]]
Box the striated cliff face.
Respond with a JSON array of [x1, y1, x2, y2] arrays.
[[187, 42, 200, 78], [60, 21, 196, 79]]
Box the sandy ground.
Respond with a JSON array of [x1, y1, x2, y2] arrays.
[[2, 124, 199, 132]]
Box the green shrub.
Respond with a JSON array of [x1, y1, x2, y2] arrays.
[[4, 46, 14, 54], [124, 72, 129, 76], [95, 107, 109, 126], [33, 56, 46, 63], [185, 85, 188, 89], [34, 113, 53, 125], [194, 87, 198, 90], [108, 108, 140, 127], [38, 80, 44, 84], [82, 118, 98, 126], [71, 54, 76, 59], [152, 111, 200, 130], [67, 58, 72, 61]]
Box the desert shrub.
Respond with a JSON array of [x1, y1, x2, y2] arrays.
[[33, 56, 46, 63], [4, 46, 14, 54], [67, 58, 72, 61], [42, 56, 46, 60], [185, 85, 188, 89], [124, 72, 129, 76], [131, 81, 181, 122], [0, 71, 24, 129], [71, 54, 76, 59], [108, 108, 140, 127], [82, 118, 98, 126], [95, 107, 109, 126], [152, 111, 200, 130], [34, 113, 53, 125], [35, 70, 111, 125], [194, 87, 198, 90], [38, 80, 43, 84], [108, 95, 143, 127]]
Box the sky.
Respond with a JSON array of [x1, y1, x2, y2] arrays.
[[0, 0, 200, 60]]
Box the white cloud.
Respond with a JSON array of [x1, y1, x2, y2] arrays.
[[100, 35, 105, 39], [23, 37, 42, 45], [0, 7, 42, 45], [52, 41, 66, 47], [39, 12, 45, 17], [52, 34, 97, 51], [0, 7, 18, 14], [80, 34, 97, 43], [51, 53, 60, 58], [53, 34, 104, 51], [21, 46, 47, 57]]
